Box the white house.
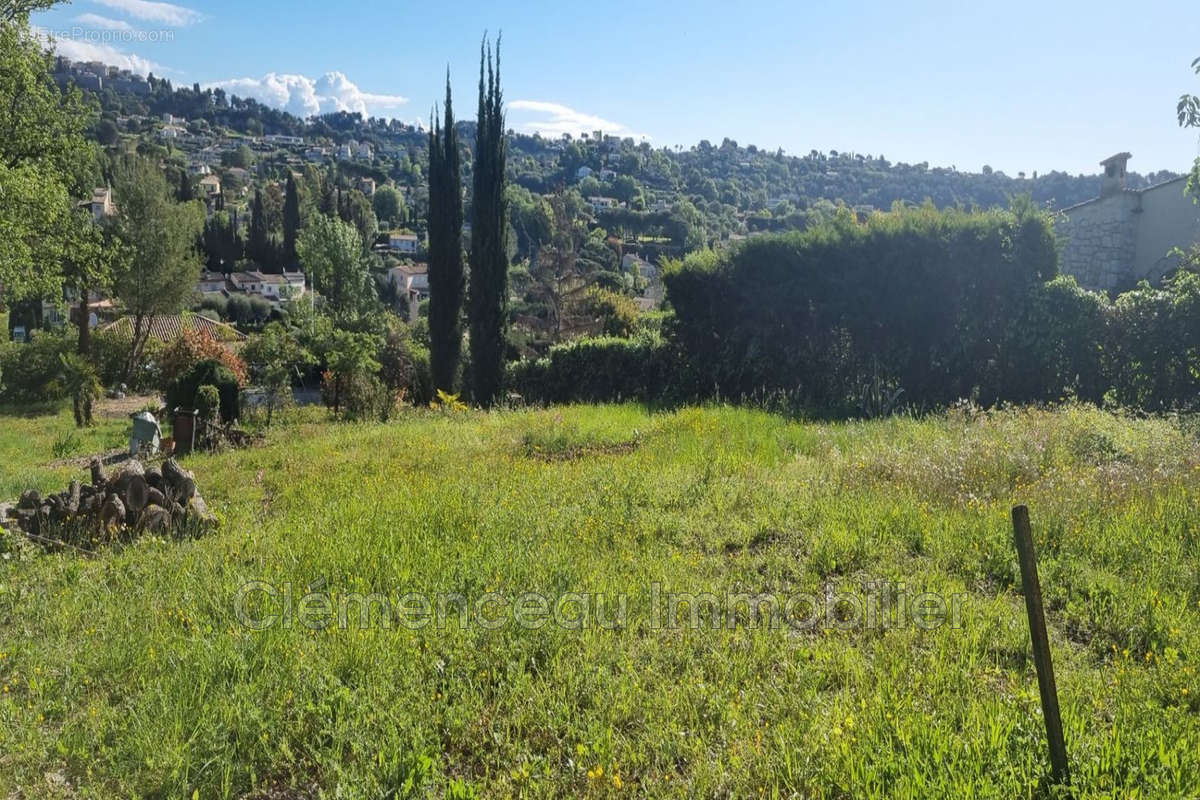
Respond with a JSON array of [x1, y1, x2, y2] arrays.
[[354, 142, 373, 161], [622, 253, 657, 279], [388, 232, 420, 254], [87, 187, 115, 222], [305, 147, 327, 163], [357, 177, 376, 197], [587, 196, 620, 214], [387, 263, 429, 296]]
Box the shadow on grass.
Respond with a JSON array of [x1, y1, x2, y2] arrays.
[[0, 400, 67, 419]]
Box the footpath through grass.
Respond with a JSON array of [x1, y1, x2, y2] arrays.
[[1, 404, 1199, 797]]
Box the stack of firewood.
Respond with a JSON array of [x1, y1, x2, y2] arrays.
[[5, 457, 217, 547]]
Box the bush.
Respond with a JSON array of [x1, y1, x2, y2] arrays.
[[0, 330, 73, 403], [167, 360, 240, 422], [90, 328, 165, 393], [507, 333, 695, 406], [159, 329, 249, 389], [195, 384, 221, 421]]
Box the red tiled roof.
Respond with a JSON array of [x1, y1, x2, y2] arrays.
[[100, 313, 247, 343]]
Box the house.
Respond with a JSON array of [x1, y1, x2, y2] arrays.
[[1059, 152, 1200, 290], [354, 142, 373, 161], [587, 196, 620, 214], [282, 271, 306, 296], [576, 165, 594, 180], [388, 232, 420, 254], [338, 143, 353, 160], [229, 271, 299, 300], [162, 113, 183, 126], [597, 169, 617, 181], [199, 174, 222, 196], [387, 263, 429, 322], [86, 187, 115, 222], [187, 162, 211, 176], [357, 177, 376, 197], [100, 314, 247, 344], [387, 263, 429, 296], [305, 147, 327, 163], [196, 271, 227, 294]]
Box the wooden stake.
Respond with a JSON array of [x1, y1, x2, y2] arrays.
[[1011, 505, 1070, 786]]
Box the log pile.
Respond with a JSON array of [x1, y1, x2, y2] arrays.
[[5, 457, 217, 548]]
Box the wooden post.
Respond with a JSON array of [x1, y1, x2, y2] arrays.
[[1011, 505, 1070, 786]]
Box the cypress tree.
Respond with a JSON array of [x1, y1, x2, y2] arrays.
[[467, 36, 508, 407], [427, 70, 465, 393], [283, 171, 301, 267], [248, 187, 270, 267]]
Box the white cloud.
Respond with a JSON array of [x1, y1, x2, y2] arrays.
[[509, 99, 648, 141], [205, 72, 409, 118], [34, 27, 160, 75], [91, 0, 204, 26], [73, 13, 137, 31]]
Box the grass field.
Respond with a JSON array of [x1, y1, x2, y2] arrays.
[[1, 403, 1199, 797]]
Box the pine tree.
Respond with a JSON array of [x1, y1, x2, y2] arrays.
[[283, 171, 301, 268], [468, 36, 508, 407], [427, 70, 465, 393]]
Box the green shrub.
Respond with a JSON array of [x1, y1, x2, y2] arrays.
[[195, 384, 221, 421], [508, 333, 695, 406], [167, 360, 240, 422], [0, 330, 73, 403]]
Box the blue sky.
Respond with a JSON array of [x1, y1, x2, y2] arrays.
[[32, 0, 1200, 176]]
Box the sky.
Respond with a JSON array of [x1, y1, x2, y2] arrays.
[[30, 0, 1200, 176]]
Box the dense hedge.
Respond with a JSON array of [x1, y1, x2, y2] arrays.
[[516, 205, 1200, 416], [663, 203, 1060, 414]]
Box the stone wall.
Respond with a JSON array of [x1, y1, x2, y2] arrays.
[[1058, 193, 1139, 291]]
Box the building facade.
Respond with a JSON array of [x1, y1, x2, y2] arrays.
[[1059, 153, 1200, 291]]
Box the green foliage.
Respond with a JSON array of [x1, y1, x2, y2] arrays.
[[468, 37, 509, 407], [320, 329, 381, 417], [58, 351, 101, 427], [508, 333, 692, 405], [167, 360, 240, 422], [111, 155, 206, 380], [664, 202, 1060, 414], [297, 214, 377, 322], [194, 383, 220, 422], [372, 185, 406, 226], [0, 17, 94, 304], [243, 321, 314, 425], [0, 330, 73, 403], [427, 73, 466, 393]]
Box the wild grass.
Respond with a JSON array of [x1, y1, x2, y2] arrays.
[[0, 403, 1198, 797]]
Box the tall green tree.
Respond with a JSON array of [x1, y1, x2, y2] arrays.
[[0, 15, 94, 304], [296, 214, 377, 322], [110, 156, 206, 381], [283, 171, 302, 267], [248, 187, 272, 267], [468, 36, 509, 407], [427, 71, 466, 393], [61, 207, 126, 356]]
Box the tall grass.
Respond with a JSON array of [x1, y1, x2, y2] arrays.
[[0, 403, 1197, 797]]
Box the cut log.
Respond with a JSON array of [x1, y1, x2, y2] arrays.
[[99, 494, 126, 535], [162, 458, 196, 502], [137, 505, 172, 535], [124, 475, 149, 513], [145, 487, 166, 509], [17, 489, 41, 510], [145, 466, 164, 492], [90, 458, 106, 487], [66, 481, 81, 515]]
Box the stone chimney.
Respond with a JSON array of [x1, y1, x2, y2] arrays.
[[1099, 152, 1131, 199]]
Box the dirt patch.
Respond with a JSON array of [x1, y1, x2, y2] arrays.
[[95, 394, 161, 420], [523, 440, 641, 462]]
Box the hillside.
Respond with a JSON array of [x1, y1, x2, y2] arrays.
[[1, 404, 1197, 797]]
